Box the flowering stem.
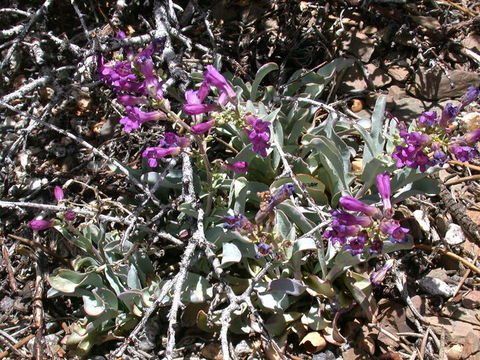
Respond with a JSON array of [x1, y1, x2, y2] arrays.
[[164, 109, 214, 215], [194, 135, 214, 216]]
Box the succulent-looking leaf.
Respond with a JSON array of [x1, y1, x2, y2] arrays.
[[221, 242, 242, 266], [268, 278, 306, 296]]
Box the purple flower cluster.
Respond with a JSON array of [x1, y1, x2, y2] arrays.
[[323, 173, 409, 256], [392, 87, 480, 171], [97, 36, 167, 132], [142, 132, 191, 168], [392, 130, 434, 172], [29, 185, 75, 231], [183, 65, 236, 115], [244, 114, 271, 158]]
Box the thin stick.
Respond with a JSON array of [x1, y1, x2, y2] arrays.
[[414, 244, 480, 274], [452, 254, 478, 298], [437, 0, 476, 16], [368, 323, 413, 355], [0, 238, 18, 293], [165, 152, 198, 359], [445, 174, 480, 186], [0, 334, 34, 359]]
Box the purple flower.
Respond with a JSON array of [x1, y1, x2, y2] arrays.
[[370, 260, 393, 286], [418, 111, 438, 127], [142, 147, 181, 167], [244, 114, 271, 157], [183, 66, 237, 116], [191, 120, 215, 135], [460, 86, 480, 109], [184, 103, 217, 115], [256, 242, 273, 257], [379, 220, 409, 242], [449, 145, 478, 162], [345, 232, 368, 255], [142, 132, 191, 167], [339, 196, 378, 217], [117, 95, 148, 106], [54, 186, 64, 202], [439, 103, 458, 128], [221, 214, 254, 233], [160, 132, 191, 148], [203, 65, 237, 105], [119, 106, 166, 132], [376, 173, 392, 213], [225, 161, 248, 173], [368, 238, 383, 255], [433, 148, 449, 165], [97, 57, 142, 93], [392, 145, 433, 172], [64, 211, 76, 221], [29, 219, 52, 231], [462, 128, 480, 145], [331, 210, 372, 227], [400, 131, 431, 147], [183, 84, 217, 115], [138, 57, 163, 99]]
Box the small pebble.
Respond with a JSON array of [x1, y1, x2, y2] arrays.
[[445, 223, 466, 245]]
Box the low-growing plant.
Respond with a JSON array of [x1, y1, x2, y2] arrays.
[[26, 32, 480, 358]]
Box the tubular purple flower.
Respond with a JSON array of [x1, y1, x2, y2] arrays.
[[331, 210, 372, 227], [460, 86, 480, 109], [376, 173, 392, 212], [370, 260, 393, 285], [117, 95, 147, 106], [400, 131, 431, 147], [142, 146, 181, 167], [439, 103, 458, 128], [418, 111, 438, 127], [54, 186, 64, 202], [339, 196, 379, 216], [64, 211, 76, 221], [462, 128, 480, 144], [184, 103, 217, 115], [98, 58, 142, 93], [256, 242, 273, 257], [119, 106, 166, 132], [379, 220, 409, 242], [190, 120, 215, 135], [244, 114, 271, 157], [225, 161, 248, 173], [345, 232, 367, 255], [204, 65, 237, 101], [29, 219, 52, 231], [449, 145, 478, 162]]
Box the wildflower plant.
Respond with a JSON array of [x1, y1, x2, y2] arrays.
[[37, 33, 480, 359], [391, 87, 480, 172]]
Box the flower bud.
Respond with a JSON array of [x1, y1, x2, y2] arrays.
[[29, 219, 52, 231]]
